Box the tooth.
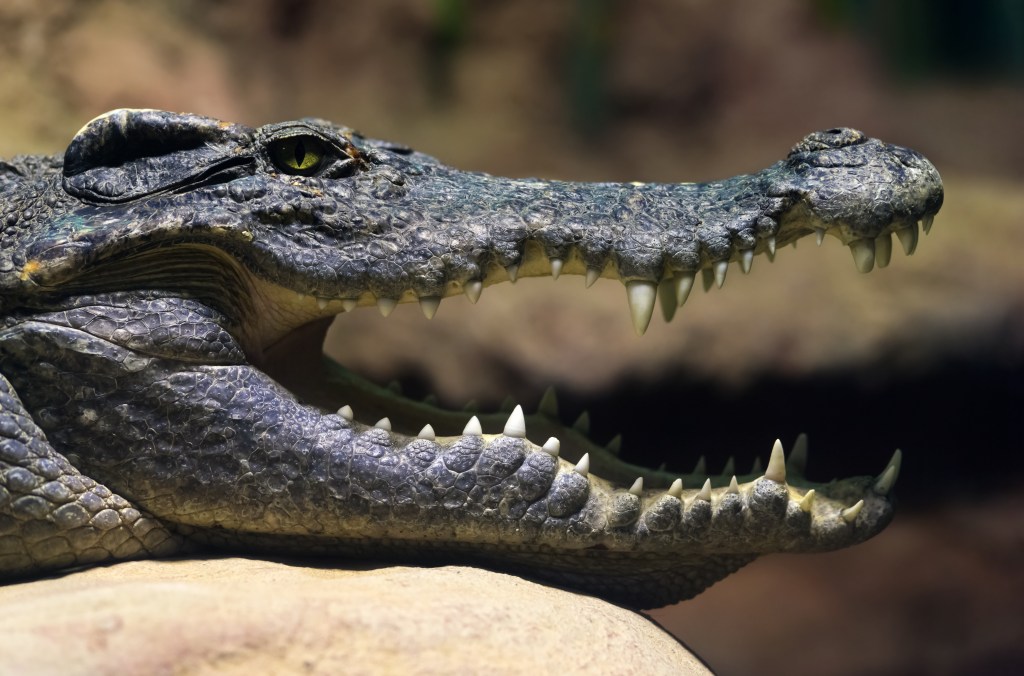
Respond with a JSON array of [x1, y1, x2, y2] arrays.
[[538, 386, 559, 417], [464, 280, 482, 304], [841, 500, 864, 523], [788, 433, 808, 477], [727, 476, 739, 493], [696, 478, 712, 502], [341, 299, 358, 312], [702, 268, 715, 292], [922, 214, 934, 234], [377, 298, 397, 317], [505, 264, 519, 283], [691, 455, 707, 476], [799, 489, 816, 513], [815, 228, 826, 246], [658, 279, 678, 323], [316, 297, 330, 310], [606, 434, 622, 455], [874, 449, 902, 495], [750, 457, 763, 474], [764, 439, 786, 483], [628, 477, 644, 496], [714, 260, 728, 288], [767, 236, 777, 260], [463, 416, 482, 435], [572, 411, 590, 434], [791, 240, 798, 249], [337, 405, 354, 421], [668, 478, 683, 499], [875, 233, 892, 268], [675, 272, 695, 307], [585, 268, 601, 288], [374, 417, 391, 431], [849, 238, 875, 273], [542, 437, 560, 456], [550, 258, 563, 279], [419, 296, 441, 319], [503, 405, 526, 438], [896, 222, 919, 255], [626, 281, 657, 336], [722, 456, 735, 477], [574, 453, 590, 477], [417, 424, 435, 441], [740, 249, 754, 273]]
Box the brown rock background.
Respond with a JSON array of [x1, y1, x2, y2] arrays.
[[2, 1, 1022, 673]]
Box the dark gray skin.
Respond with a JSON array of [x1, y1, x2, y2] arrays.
[[0, 109, 942, 608]]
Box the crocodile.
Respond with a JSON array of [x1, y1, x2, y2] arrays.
[[0, 109, 943, 608]]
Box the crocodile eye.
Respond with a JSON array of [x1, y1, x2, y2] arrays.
[[268, 135, 326, 175]]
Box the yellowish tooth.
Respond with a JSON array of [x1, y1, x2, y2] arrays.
[[675, 272, 695, 307], [417, 424, 435, 441], [727, 475, 739, 493], [585, 268, 601, 288], [418, 296, 441, 319], [702, 268, 715, 292], [922, 214, 934, 234], [658, 278, 678, 323], [628, 477, 644, 496], [503, 404, 526, 438], [625, 280, 657, 336], [542, 437, 560, 456], [374, 417, 392, 431], [849, 238, 875, 273], [714, 260, 728, 288], [740, 249, 754, 273], [550, 258, 563, 279], [764, 439, 786, 483], [696, 478, 712, 502], [767, 236, 777, 258], [341, 299, 358, 312], [815, 228, 826, 246], [799, 489, 816, 513], [337, 405, 354, 421], [377, 298, 397, 317], [896, 222, 919, 255], [875, 232, 892, 268], [874, 449, 902, 495], [505, 264, 519, 283], [574, 453, 590, 477], [463, 416, 482, 435], [316, 297, 330, 310], [841, 500, 864, 523], [668, 478, 683, 499], [464, 280, 482, 304]]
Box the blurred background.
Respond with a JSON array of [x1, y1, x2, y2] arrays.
[[2, 1, 1022, 673]]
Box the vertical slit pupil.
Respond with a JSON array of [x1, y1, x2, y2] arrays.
[[294, 139, 307, 166]]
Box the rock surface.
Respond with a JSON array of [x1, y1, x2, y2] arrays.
[[0, 558, 708, 675]]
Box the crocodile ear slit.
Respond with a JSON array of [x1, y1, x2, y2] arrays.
[[62, 108, 254, 203]]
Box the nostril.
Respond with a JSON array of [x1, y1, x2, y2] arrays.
[[826, 128, 844, 135]]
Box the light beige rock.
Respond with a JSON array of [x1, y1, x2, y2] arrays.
[[0, 558, 708, 676]]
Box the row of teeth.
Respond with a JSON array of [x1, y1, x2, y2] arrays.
[[317, 214, 934, 336], [335, 402, 902, 519]]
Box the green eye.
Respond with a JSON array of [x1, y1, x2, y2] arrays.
[[269, 135, 326, 175]]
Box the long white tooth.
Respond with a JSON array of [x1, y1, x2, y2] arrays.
[[463, 416, 482, 435], [542, 437, 560, 456], [668, 478, 683, 499], [503, 404, 526, 438], [896, 222, 919, 255], [922, 214, 934, 234], [815, 228, 826, 246], [417, 424, 435, 440], [316, 297, 330, 310], [419, 296, 441, 319], [464, 280, 483, 304], [740, 249, 754, 273], [337, 405, 354, 421], [574, 453, 590, 477], [675, 272, 695, 307], [691, 455, 707, 476], [702, 268, 715, 292], [538, 386, 559, 417], [764, 439, 786, 483], [727, 476, 739, 493], [626, 281, 657, 336], [841, 500, 864, 523], [658, 279, 678, 323], [341, 299, 358, 312], [585, 268, 601, 288], [767, 236, 777, 259], [572, 411, 590, 434], [722, 456, 736, 477], [377, 298, 397, 317], [628, 477, 644, 496], [374, 417, 392, 431], [849, 238, 875, 273], [799, 489, 816, 513], [550, 258, 563, 280], [505, 264, 519, 283], [696, 478, 712, 502], [874, 449, 902, 495], [714, 260, 728, 288], [788, 433, 808, 476], [606, 434, 622, 455], [875, 233, 892, 268]]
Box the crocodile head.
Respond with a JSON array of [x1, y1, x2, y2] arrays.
[[0, 109, 943, 607]]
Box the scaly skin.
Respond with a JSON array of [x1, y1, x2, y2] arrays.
[[0, 110, 942, 608]]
